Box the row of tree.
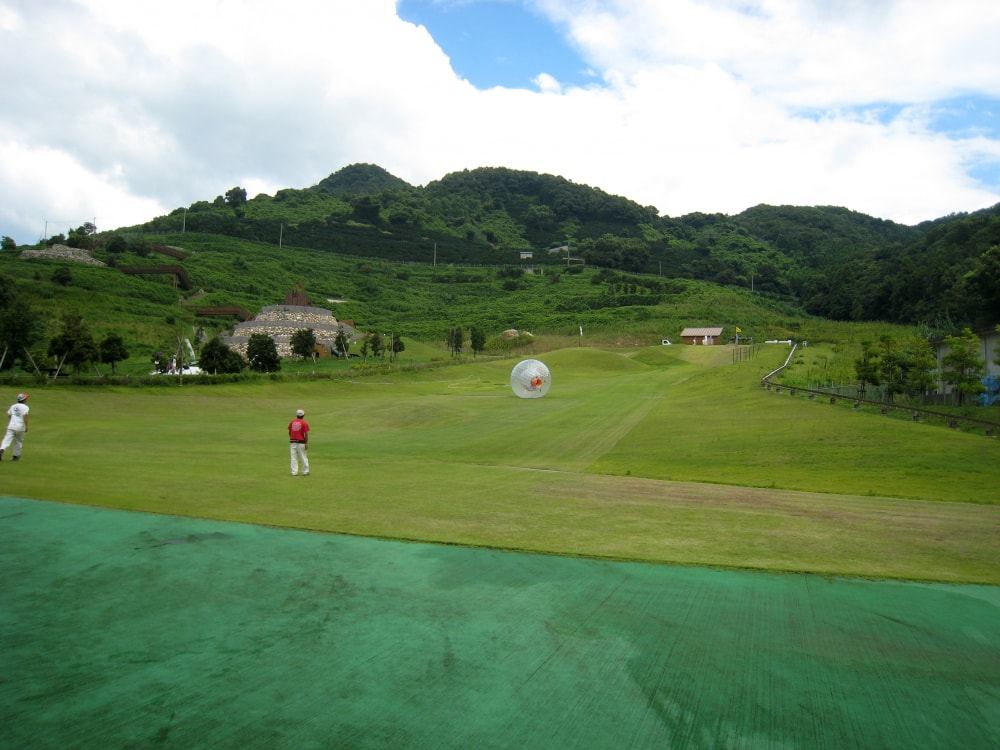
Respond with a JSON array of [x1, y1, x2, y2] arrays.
[[358, 331, 405, 363], [447, 326, 487, 358], [854, 328, 999, 406], [1, 273, 132, 376], [197, 328, 407, 375], [0, 308, 131, 377]]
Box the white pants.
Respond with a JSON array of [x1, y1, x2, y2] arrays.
[[1, 429, 25, 458], [290, 442, 309, 475]]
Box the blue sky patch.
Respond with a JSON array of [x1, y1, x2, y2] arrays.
[[397, 0, 597, 90], [966, 160, 1000, 190], [927, 95, 1000, 140], [793, 96, 998, 138]]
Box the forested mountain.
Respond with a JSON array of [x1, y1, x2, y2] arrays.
[[123, 163, 1000, 331]]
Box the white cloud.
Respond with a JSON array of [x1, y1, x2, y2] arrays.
[[0, 139, 165, 239], [0, 0, 998, 245], [544, 0, 1000, 104]]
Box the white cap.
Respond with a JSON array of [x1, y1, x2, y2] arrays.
[[296, 409, 305, 417]]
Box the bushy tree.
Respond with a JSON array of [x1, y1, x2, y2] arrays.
[[52, 266, 73, 286], [962, 246, 1000, 323], [128, 237, 152, 257], [48, 312, 98, 373], [350, 195, 382, 225], [941, 328, 985, 406], [902, 334, 936, 401], [877, 335, 905, 404], [334, 326, 350, 358], [290, 328, 317, 359], [448, 326, 464, 357], [224, 186, 247, 208], [524, 204, 556, 231], [246, 334, 280, 373], [373, 333, 387, 360], [0, 274, 42, 373], [99, 333, 130, 375], [391, 335, 405, 362], [105, 235, 127, 254], [199, 336, 245, 374], [1, 236, 16, 250], [853, 340, 880, 399], [360, 332, 385, 362], [577, 234, 651, 273], [470, 326, 486, 358], [66, 222, 97, 249]]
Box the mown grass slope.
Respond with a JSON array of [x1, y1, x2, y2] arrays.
[[4, 344, 997, 584]]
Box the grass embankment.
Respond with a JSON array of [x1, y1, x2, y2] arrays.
[[3, 344, 997, 583]]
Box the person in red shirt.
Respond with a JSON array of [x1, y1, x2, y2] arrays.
[[288, 408, 310, 476]]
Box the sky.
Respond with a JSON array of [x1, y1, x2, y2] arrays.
[[2, 0, 999, 246]]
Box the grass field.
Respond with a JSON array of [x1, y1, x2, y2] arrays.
[[3, 344, 998, 584]]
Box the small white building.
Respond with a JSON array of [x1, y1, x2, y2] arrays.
[[680, 327, 724, 345]]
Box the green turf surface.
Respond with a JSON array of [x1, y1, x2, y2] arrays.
[[1, 345, 997, 583], [2, 497, 998, 749]]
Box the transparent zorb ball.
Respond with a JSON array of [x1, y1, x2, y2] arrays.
[[510, 359, 551, 398]]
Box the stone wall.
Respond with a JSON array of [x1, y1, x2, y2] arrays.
[[254, 306, 339, 326], [20, 244, 106, 266], [223, 304, 356, 358]]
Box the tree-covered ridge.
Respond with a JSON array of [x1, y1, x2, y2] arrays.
[[122, 163, 1000, 331], [316, 162, 414, 196], [784, 204, 1000, 327], [731, 204, 921, 267]]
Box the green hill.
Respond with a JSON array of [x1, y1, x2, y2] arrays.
[[110, 163, 998, 329]]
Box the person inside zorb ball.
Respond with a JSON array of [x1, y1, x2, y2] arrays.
[[510, 359, 551, 398]]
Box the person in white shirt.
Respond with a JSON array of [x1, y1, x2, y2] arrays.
[[1, 392, 30, 462]]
